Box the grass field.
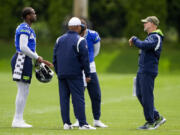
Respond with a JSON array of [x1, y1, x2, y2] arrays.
[[1, 40, 180, 74], [0, 72, 180, 135]]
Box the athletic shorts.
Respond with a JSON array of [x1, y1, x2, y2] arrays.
[[11, 52, 33, 84]]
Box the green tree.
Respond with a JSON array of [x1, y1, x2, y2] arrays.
[[89, 0, 167, 38], [47, 0, 73, 40], [167, 0, 180, 41], [0, 0, 21, 39], [89, 0, 127, 37], [124, 0, 167, 38], [0, 0, 49, 39]]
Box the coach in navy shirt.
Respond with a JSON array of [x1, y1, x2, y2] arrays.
[[129, 16, 166, 130], [53, 17, 96, 130]]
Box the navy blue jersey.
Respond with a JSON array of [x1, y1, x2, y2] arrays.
[[85, 29, 100, 63], [132, 29, 164, 75], [15, 23, 36, 52], [53, 31, 90, 79]]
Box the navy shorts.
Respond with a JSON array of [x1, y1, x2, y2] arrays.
[[11, 53, 33, 84]]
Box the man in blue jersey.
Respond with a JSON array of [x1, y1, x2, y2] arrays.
[[53, 17, 96, 130], [11, 7, 43, 128], [129, 16, 166, 130], [72, 19, 107, 128]]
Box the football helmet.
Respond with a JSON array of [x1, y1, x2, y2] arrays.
[[35, 62, 54, 83]]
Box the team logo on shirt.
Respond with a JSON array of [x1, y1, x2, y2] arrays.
[[20, 29, 30, 34]]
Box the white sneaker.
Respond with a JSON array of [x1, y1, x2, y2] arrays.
[[79, 124, 96, 130], [94, 120, 108, 128], [12, 120, 32, 128], [63, 123, 73, 130], [72, 120, 79, 127]]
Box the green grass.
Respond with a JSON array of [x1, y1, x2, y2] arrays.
[[1, 39, 180, 74], [0, 72, 180, 135]]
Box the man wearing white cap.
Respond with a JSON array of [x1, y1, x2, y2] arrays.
[[53, 17, 96, 130], [72, 19, 108, 128], [129, 16, 166, 130]]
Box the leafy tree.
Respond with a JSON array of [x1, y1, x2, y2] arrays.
[[0, 0, 21, 39], [89, 0, 167, 38], [89, 0, 127, 37], [0, 0, 49, 39], [167, 0, 180, 41], [47, 0, 73, 40], [123, 0, 167, 38]]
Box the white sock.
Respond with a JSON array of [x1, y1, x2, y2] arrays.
[[13, 81, 29, 122]]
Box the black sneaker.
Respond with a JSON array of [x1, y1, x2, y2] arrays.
[[155, 116, 166, 128], [137, 122, 156, 130]]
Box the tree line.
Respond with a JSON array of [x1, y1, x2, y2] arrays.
[[0, 0, 179, 41]]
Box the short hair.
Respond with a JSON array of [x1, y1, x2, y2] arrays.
[[22, 7, 33, 20], [81, 19, 87, 28]]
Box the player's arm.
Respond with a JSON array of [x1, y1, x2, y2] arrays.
[[92, 31, 101, 57], [94, 41, 100, 57], [132, 36, 158, 50], [20, 34, 41, 60]]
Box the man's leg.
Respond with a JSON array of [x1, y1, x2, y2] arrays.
[[12, 81, 32, 128], [58, 78, 71, 125], [136, 73, 157, 130], [86, 73, 107, 128], [87, 73, 101, 120], [140, 73, 156, 123], [68, 78, 88, 127]]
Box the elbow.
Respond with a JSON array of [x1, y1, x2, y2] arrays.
[[20, 45, 26, 52]]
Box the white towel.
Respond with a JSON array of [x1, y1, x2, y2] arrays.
[[13, 53, 25, 80]]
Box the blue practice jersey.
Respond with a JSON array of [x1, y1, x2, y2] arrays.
[[85, 29, 101, 63], [15, 23, 36, 52]]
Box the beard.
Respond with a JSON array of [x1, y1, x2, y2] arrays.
[[30, 16, 37, 23]]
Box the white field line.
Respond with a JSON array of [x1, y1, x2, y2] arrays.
[[101, 96, 135, 104], [28, 106, 58, 114]]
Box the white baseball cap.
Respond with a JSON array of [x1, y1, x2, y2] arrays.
[[68, 17, 81, 26]]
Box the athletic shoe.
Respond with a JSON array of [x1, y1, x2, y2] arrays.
[[137, 122, 156, 130], [12, 120, 32, 128], [72, 120, 79, 127], [79, 124, 96, 130], [155, 116, 166, 128], [63, 123, 73, 130], [93, 120, 108, 128]]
